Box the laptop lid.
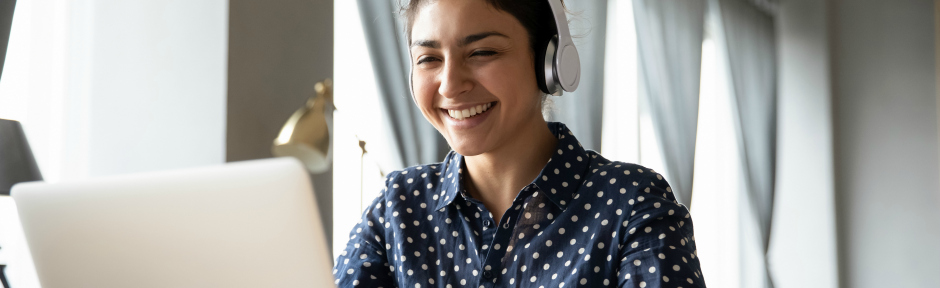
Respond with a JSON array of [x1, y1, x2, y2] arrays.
[[11, 157, 335, 288]]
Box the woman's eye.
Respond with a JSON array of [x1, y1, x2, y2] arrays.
[[416, 57, 440, 65], [471, 50, 497, 57]]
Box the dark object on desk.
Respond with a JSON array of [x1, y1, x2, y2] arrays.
[[0, 1, 22, 288], [0, 119, 40, 288], [0, 0, 21, 194], [0, 120, 34, 288], [0, 119, 43, 195]]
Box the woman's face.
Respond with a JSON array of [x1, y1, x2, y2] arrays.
[[410, 0, 544, 157]]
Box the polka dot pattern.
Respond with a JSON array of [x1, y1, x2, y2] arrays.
[[333, 122, 705, 288]]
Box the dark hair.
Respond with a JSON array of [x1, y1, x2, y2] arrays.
[[402, 0, 564, 59]]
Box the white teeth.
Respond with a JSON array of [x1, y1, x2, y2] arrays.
[[447, 103, 494, 120]]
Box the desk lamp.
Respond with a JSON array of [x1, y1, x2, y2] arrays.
[[272, 79, 334, 173]]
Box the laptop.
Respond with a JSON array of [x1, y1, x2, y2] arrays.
[[10, 157, 336, 288]]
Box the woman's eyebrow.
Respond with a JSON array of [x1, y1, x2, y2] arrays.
[[412, 39, 440, 49], [458, 31, 508, 47], [411, 31, 509, 49]]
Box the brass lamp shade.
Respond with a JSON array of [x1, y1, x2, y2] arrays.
[[272, 79, 333, 174]]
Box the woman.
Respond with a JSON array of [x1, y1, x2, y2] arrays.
[[333, 0, 705, 287]]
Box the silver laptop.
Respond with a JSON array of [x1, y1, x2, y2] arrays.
[[11, 157, 335, 288]]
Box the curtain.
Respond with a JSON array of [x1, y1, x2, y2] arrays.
[[710, 0, 777, 287], [632, 0, 706, 207], [356, 0, 450, 168], [548, 0, 607, 151]]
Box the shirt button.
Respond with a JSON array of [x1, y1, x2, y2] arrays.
[[483, 220, 492, 227], [483, 270, 493, 279]]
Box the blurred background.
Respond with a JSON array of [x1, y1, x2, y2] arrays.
[[0, 0, 937, 287]]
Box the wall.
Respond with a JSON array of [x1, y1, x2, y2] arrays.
[[226, 0, 334, 248], [86, 0, 228, 176], [769, 0, 839, 287], [830, 1, 940, 288]]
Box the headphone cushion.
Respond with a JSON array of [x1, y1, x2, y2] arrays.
[[537, 35, 563, 95], [535, 37, 553, 94]]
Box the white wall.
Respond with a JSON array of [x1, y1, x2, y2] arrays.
[[830, 0, 940, 287], [769, 1, 839, 288], [773, 1, 940, 287], [85, 0, 228, 176]]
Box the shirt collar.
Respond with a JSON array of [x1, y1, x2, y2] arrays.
[[435, 122, 591, 212]]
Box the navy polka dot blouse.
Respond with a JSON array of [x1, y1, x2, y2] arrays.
[[333, 122, 705, 288]]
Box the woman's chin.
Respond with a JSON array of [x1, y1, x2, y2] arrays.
[[445, 138, 489, 157]]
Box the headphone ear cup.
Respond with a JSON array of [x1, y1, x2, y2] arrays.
[[535, 36, 554, 95]]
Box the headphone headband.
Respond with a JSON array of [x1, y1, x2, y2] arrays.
[[540, 0, 581, 95], [546, 0, 572, 46]]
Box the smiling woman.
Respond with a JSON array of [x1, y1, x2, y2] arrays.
[[332, 0, 705, 287]]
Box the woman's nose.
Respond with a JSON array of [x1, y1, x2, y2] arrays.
[[438, 61, 472, 98]]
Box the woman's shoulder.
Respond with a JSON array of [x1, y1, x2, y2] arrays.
[[581, 150, 678, 202], [583, 151, 663, 181]]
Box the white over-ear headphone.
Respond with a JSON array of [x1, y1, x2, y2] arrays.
[[537, 0, 581, 96]]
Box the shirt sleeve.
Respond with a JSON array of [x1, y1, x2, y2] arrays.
[[617, 174, 705, 288], [333, 177, 398, 288]]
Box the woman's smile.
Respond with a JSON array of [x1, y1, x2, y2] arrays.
[[441, 101, 498, 129]]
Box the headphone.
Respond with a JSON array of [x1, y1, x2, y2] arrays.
[[536, 0, 581, 96]]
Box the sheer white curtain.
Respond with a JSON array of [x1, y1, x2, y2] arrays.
[[708, 0, 778, 287], [600, 0, 639, 163], [631, 0, 706, 207]]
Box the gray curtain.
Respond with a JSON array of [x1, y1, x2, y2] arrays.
[[711, 0, 777, 287], [547, 0, 607, 151], [632, 0, 706, 207], [356, 0, 449, 168]]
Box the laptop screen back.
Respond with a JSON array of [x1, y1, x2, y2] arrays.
[[11, 157, 335, 288]]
